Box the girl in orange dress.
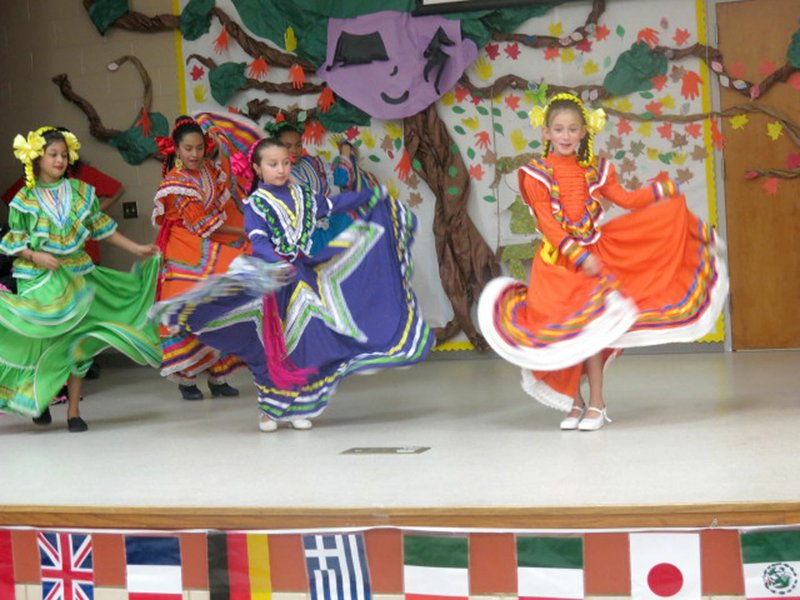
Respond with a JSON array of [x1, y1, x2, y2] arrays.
[[478, 93, 728, 431], [153, 116, 252, 400]]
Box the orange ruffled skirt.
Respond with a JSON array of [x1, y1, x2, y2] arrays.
[[478, 195, 728, 411]]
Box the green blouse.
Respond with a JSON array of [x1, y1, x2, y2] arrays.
[[0, 178, 117, 279]]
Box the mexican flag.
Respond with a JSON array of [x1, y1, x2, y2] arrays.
[[516, 536, 584, 600], [741, 530, 800, 599], [403, 534, 469, 599]]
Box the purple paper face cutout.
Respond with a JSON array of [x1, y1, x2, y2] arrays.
[[318, 11, 478, 120]]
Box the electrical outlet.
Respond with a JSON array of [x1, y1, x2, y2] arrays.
[[122, 201, 138, 219]]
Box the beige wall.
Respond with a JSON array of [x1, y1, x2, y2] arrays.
[[0, 0, 180, 270]]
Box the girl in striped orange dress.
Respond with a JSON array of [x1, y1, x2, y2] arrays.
[[153, 116, 252, 400], [478, 94, 728, 431]]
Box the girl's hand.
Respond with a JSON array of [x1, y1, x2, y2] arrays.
[[133, 243, 160, 258], [31, 251, 61, 271], [581, 254, 602, 277]]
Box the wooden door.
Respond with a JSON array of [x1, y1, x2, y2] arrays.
[[716, 0, 800, 349]]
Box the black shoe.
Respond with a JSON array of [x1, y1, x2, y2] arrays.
[[32, 408, 52, 426], [179, 384, 204, 400], [85, 362, 101, 380], [67, 416, 88, 432], [208, 382, 240, 397]]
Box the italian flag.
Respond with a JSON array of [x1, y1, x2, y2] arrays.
[[403, 534, 469, 599], [516, 536, 584, 600], [741, 530, 800, 599]]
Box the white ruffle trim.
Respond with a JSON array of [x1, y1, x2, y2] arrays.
[[612, 240, 729, 348], [520, 369, 574, 412], [478, 276, 638, 371]]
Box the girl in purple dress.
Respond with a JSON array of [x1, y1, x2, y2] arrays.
[[153, 138, 433, 432]]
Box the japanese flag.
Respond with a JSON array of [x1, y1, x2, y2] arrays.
[[629, 533, 701, 599]]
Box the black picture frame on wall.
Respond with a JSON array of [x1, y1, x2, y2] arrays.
[[413, 0, 574, 16]]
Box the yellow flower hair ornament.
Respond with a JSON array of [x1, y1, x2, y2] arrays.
[[61, 130, 81, 163], [585, 108, 607, 135], [529, 105, 547, 129], [13, 130, 47, 190]]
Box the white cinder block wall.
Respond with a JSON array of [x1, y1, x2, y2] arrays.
[[0, 0, 180, 270]]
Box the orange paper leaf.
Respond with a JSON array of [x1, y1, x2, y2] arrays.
[[762, 177, 779, 195], [637, 27, 659, 48], [394, 149, 412, 182], [317, 86, 335, 113], [289, 64, 305, 89], [213, 28, 229, 54], [681, 71, 702, 100], [136, 107, 151, 138], [248, 57, 269, 79], [710, 119, 726, 150], [302, 120, 325, 145]]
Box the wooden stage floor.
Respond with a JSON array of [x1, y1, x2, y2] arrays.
[[1, 351, 798, 530]]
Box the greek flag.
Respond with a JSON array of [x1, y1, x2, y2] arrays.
[[303, 533, 372, 600]]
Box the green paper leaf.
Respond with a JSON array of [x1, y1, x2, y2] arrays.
[[412, 159, 422, 171], [208, 62, 247, 106], [88, 0, 130, 35], [483, 194, 496, 203], [368, 154, 380, 162], [494, 123, 504, 135], [517, 110, 529, 120], [789, 28, 800, 68], [507, 259, 527, 281], [454, 125, 466, 135], [477, 105, 489, 116], [614, 150, 626, 160], [616, 25, 626, 38], [394, 138, 402, 150], [467, 147, 476, 160], [448, 165, 459, 177], [508, 196, 537, 235], [452, 106, 466, 114], [528, 140, 541, 149], [603, 41, 667, 96], [639, 91, 654, 99], [447, 186, 460, 196], [659, 152, 673, 164], [492, 107, 502, 117]]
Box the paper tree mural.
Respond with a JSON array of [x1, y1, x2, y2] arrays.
[[62, 0, 800, 348]]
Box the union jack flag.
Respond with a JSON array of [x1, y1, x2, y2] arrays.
[[38, 532, 94, 600]]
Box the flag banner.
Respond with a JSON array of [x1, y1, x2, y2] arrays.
[[209, 531, 272, 600], [2, 525, 800, 599], [516, 536, 583, 600], [303, 533, 371, 600], [38, 531, 94, 600], [629, 533, 701, 600], [0, 529, 14, 600], [403, 534, 468, 599], [741, 530, 800, 600], [125, 535, 182, 600]]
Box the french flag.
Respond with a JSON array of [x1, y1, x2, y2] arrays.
[[125, 536, 183, 600]]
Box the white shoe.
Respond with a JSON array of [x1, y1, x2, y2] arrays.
[[289, 418, 313, 430], [258, 414, 278, 432], [578, 407, 612, 431], [355, 368, 380, 376], [560, 406, 586, 430]]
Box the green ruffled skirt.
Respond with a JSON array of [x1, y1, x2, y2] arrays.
[[0, 256, 162, 417]]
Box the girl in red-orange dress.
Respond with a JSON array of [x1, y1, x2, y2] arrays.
[[153, 116, 252, 400], [478, 93, 728, 431]]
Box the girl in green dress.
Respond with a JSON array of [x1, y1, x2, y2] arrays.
[[0, 127, 160, 432]]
